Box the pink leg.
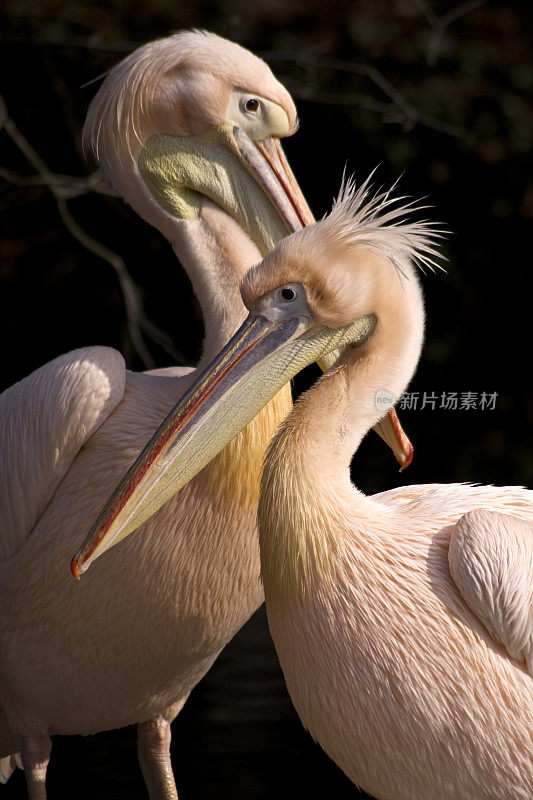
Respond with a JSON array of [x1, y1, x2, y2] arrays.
[[21, 735, 51, 800], [137, 716, 178, 800]]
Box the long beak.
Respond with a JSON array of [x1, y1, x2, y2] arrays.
[[232, 130, 315, 229], [71, 305, 376, 577], [72, 309, 310, 577]]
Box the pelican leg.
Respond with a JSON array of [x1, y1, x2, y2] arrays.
[[20, 735, 51, 800], [137, 716, 178, 800]]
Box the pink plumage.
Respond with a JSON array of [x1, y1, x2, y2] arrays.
[[0, 29, 310, 798], [247, 186, 533, 799]]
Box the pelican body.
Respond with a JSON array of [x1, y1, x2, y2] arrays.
[[0, 30, 314, 798], [97, 179, 532, 799], [252, 201, 533, 797]]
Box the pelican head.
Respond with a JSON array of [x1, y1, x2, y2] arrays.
[[71, 176, 441, 576], [85, 30, 313, 262]]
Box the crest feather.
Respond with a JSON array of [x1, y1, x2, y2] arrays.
[[321, 172, 446, 274]]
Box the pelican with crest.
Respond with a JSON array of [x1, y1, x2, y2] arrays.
[[81, 178, 533, 799]]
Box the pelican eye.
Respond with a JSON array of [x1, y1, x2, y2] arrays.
[[244, 97, 260, 113], [280, 287, 297, 302]]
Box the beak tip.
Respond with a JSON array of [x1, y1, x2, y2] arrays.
[[70, 555, 84, 580], [398, 442, 414, 472]]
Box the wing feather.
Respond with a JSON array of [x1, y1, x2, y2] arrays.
[[449, 509, 533, 674], [0, 347, 125, 560]]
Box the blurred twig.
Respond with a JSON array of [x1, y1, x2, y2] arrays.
[[262, 51, 368, 77], [0, 164, 117, 198], [364, 66, 463, 137], [265, 52, 464, 138], [0, 95, 185, 368], [414, 0, 487, 66], [285, 77, 463, 138]]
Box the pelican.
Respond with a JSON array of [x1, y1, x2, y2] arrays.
[[85, 179, 533, 799], [0, 29, 315, 799]]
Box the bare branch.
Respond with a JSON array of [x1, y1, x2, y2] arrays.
[[140, 318, 186, 363], [364, 66, 417, 121], [264, 52, 464, 139], [415, 0, 488, 66], [285, 75, 464, 138], [412, 0, 440, 28], [0, 165, 108, 198], [0, 95, 185, 368], [364, 65, 464, 137], [261, 51, 368, 78], [55, 205, 157, 369]]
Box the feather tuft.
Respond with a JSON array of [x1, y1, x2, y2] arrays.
[[322, 172, 447, 275]]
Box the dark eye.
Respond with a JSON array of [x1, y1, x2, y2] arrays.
[[245, 97, 260, 112], [280, 287, 296, 302]]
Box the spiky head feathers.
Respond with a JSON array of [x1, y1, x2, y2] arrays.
[[241, 175, 443, 328], [83, 30, 297, 166]]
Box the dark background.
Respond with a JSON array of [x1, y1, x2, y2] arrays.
[[1, 1, 531, 798]]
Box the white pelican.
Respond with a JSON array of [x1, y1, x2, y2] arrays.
[[93, 179, 533, 799], [0, 29, 315, 799]]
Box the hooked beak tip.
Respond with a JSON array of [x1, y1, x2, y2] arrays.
[[70, 556, 83, 580], [398, 441, 414, 472]]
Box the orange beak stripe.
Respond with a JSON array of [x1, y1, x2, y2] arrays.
[[70, 321, 268, 579]]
